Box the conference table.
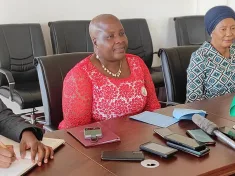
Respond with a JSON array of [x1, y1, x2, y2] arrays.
[[27, 93, 235, 176], [186, 93, 235, 122]]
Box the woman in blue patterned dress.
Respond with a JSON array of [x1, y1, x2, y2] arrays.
[[186, 6, 235, 103]]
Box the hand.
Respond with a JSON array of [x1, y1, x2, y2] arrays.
[[20, 131, 54, 166], [0, 146, 16, 168]]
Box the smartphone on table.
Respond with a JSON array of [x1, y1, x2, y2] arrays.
[[140, 141, 178, 158], [164, 133, 206, 151], [101, 151, 144, 161], [166, 141, 210, 157], [154, 128, 206, 151], [186, 129, 216, 145], [154, 128, 174, 138]]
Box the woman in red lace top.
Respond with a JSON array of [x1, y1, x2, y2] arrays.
[[59, 14, 161, 129]]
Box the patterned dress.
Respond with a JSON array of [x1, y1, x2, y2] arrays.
[[186, 41, 235, 103], [59, 54, 161, 129]]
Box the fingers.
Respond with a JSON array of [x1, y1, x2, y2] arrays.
[[0, 154, 15, 164], [0, 160, 11, 168], [0, 147, 15, 158], [30, 142, 38, 163], [0, 148, 16, 168], [20, 140, 54, 166], [44, 146, 54, 163], [43, 146, 50, 163], [49, 147, 54, 160], [36, 144, 45, 166], [20, 141, 26, 159]]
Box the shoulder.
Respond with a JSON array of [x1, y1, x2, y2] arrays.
[[231, 43, 235, 52], [125, 53, 146, 66], [65, 55, 91, 80], [190, 42, 210, 63], [126, 53, 142, 60]]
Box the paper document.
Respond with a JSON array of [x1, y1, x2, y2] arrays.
[[173, 108, 206, 120], [0, 135, 65, 176], [129, 111, 178, 127]]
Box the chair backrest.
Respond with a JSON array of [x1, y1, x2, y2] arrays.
[[121, 19, 153, 68], [49, 19, 153, 68], [159, 46, 200, 103], [174, 16, 211, 46], [35, 52, 92, 129], [49, 20, 93, 54], [0, 24, 46, 85]]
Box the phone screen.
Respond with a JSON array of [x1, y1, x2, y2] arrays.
[[219, 127, 235, 139], [165, 134, 201, 148], [154, 128, 174, 138], [84, 127, 102, 138], [187, 129, 215, 144], [143, 143, 177, 154]]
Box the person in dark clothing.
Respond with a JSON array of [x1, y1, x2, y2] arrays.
[[0, 99, 54, 168]]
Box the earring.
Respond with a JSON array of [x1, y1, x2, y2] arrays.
[[96, 54, 99, 59]]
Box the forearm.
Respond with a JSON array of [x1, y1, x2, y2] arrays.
[[0, 101, 43, 142]]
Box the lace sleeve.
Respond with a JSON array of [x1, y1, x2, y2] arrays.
[[139, 58, 161, 111], [59, 65, 92, 129]]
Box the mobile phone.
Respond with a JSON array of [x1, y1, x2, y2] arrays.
[[154, 128, 174, 138], [186, 129, 216, 145], [219, 126, 235, 140], [140, 142, 178, 158], [101, 151, 144, 161], [164, 134, 206, 151], [166, 142, 210, 157], [84, 127, 102, 139]]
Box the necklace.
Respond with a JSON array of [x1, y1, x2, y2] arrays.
[[101, 60, 122, 77]]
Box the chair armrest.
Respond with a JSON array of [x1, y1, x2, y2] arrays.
[[0, 68, 15, 101], [152, 51, 162, 70], [159, 101, 181, 106], [153, 51, 159, 55], [43, 125, 58, 132]]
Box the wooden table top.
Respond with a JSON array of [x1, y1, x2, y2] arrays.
[[26, 94, 235, 176], [26, 132, 115, 176], [186, 93, 235, 122], [50, 103, 235, 176]]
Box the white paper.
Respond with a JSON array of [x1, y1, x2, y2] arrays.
[[0, 135, 65, 176]]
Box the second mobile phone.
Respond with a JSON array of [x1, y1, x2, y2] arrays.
[[164, 133, 206, 151], [140, 142, 178, 158]]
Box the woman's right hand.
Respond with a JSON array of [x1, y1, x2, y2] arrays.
[[0, 146, 16, 168]]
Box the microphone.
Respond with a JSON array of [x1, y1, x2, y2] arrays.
[[192, 114, 235, 150]]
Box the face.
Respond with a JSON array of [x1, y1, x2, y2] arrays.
[[94, 18, 128, 62], [211, 18, 235, 48]]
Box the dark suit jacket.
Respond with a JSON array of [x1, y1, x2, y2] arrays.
[[0, 99, 43, 142]]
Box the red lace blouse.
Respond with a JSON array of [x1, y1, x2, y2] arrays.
[[59, 54, 161, 129]]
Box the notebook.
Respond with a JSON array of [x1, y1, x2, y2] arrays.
[[173, 108, 206, 120], [129, 111, 178, 127], [0, 135, 65, 176], [67, 122, 120, 147]]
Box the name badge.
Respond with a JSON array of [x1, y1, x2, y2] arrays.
[[141, 86, 147, 96]]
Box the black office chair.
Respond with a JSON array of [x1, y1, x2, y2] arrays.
[[174, 16, 211, 46], [158, 46, 200, 104], [48, 19, 165, 101], [0, 24, 46, 123], [120, 19, 164, 92], [35, 52, 92, 131]]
